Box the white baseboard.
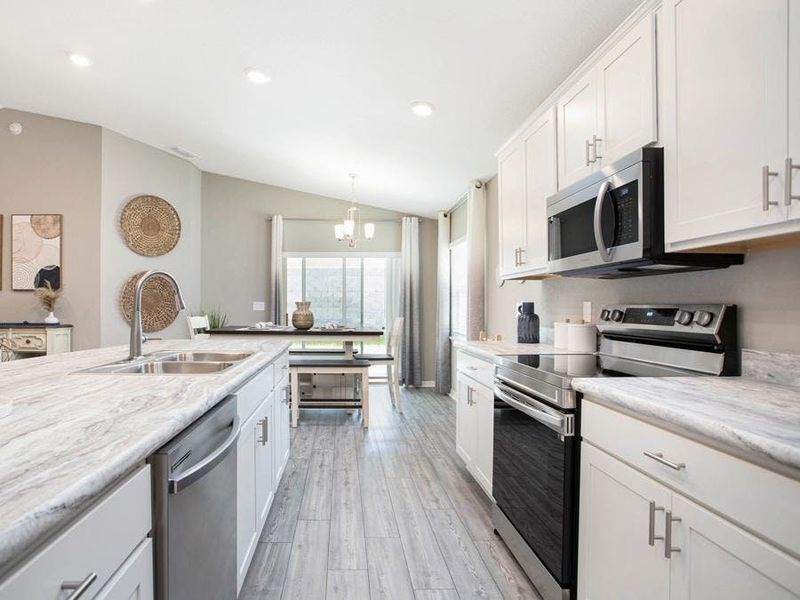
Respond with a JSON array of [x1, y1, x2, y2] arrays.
[[448, 388, 456, 401], [420, 380, 435, 388]]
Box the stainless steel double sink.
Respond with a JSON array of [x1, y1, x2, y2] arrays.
[[81, 351, 253, 375]]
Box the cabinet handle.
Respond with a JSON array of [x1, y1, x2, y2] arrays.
[[762, 165, 779, 210], [259, 417, 269, 445], [648, 501, 664, 546], [518, 248, 526, 265], [585, 139, 593, 166], [643, 451, 685, 471], [61, 572, 98, 600], [664, 511, 682, 559], [282, 387, 290, 405], [785, 158, 800, 206], [592, 134, 603, 161]]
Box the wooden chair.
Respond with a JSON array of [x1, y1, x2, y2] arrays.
[[187, 315, 211, 340], [289, 357, 371, 428], [358, 317, 404, 412]]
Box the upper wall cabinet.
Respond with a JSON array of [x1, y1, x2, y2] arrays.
[[558, 14, 657, 189], [663, 0, 800, 249], [497, 107, 557, 280]]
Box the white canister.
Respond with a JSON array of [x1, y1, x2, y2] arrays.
[[567, 323, 597, 352], [553, 322, 570, 349]]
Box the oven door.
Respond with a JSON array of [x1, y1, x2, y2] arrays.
[[492, 382, 577, 588], [547, 161, 643, 274]]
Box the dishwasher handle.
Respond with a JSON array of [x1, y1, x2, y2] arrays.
[[168, 414, 240, 494]]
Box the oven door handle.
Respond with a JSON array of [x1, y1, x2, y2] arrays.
[[495, 386, 573, 436], [593, 179, 613, 263]]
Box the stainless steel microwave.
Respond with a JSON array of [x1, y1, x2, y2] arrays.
[[546, 147, 743, 278]]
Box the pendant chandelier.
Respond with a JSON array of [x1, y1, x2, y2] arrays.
[[334, 173, 375, 248]]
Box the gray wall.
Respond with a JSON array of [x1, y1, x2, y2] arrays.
[[485, 176, 800, 352], [0, 109, 102, 350], [201, 172, 439, 382], [100, 130, 202, 345]]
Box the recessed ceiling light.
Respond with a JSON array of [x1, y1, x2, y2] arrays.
[[410, 101, 435, 117], [245, 68, 271, 85], [67, 53, 92, 68]]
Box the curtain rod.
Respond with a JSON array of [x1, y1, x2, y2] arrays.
[[265, 216, 405, 223]]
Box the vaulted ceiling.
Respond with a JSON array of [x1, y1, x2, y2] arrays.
[[0, 0, 639, 216]]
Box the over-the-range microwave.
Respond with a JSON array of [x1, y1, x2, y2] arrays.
[[546, 147, 744, 278]]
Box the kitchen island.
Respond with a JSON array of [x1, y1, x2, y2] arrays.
[[0, 337, 289, 587]]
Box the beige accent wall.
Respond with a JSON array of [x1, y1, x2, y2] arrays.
[[485, 176, 800, 352], [201, 172, 439, 381], [100, 130, 202, 346], [0, 109, 102, 350]]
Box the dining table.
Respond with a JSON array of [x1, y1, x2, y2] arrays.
[[207, 325, 384, 359]]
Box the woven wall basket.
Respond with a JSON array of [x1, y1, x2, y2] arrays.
[[120, 195, 181, 257], [120, 272, 180, 332]]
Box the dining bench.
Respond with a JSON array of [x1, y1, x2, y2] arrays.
[[288, 356, 371, 427]]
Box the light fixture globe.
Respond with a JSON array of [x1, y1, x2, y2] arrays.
[[410, 101, 435, 117]]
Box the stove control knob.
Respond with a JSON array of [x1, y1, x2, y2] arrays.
[[675, 310, 694, 326], [600, 309, 610, 321], [610, 309, 624, 322], [694, 310, 714, 327]]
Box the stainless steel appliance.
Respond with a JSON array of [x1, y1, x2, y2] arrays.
[[151, 396, 240, 600], [491, 303, 738, 600], [546, 148, 744, 278]]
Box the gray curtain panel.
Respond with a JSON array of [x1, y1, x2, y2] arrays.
[[400, 216, 422, 387], [466, 180, 486, 340], [269, 215, 284, 324], [435, 211, 451, 395]]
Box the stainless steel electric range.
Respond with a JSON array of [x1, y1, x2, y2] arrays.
[[490, 303, 739, 600]]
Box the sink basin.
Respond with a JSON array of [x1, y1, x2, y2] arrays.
[[157, 352, 252, 363], [111, 361, 235, 374]]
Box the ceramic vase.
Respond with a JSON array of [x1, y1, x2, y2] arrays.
[[291, 301, 314, 330], [44, 312, 59, 324]]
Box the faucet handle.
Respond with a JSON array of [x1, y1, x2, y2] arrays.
[[142, 335, 163, 343]]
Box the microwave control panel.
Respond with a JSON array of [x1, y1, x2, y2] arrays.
[[610, 182, 638, 246]]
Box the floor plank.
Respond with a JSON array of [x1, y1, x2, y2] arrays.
[[299, 450, 334, 520], [475, 539, 543, 600], [414, 590, 461, 600], [366, 537, 416, 600], [280, 520, 330, 600], [326, 569, 370, 600], [239, 542, 292, 600], [328, 465, 368, 569], [261, 459, 307, 543], [359, 456, 400, 538]]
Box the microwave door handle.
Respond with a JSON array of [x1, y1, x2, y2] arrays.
[[593, 180, 613, 262]]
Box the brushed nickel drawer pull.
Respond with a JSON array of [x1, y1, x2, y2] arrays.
[[664, 511, 682, 559], [786, 158, 800, 206], [762, 165, 779, 210], [644, 451, 685, 471], [61, 572, 98, 600], [648, 501, 664, 546]]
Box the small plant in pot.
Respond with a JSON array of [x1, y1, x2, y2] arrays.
[[33, 282, 62, 324]]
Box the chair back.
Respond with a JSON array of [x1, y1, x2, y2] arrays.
[[387, 317, 404, 358], [187, 315, 211, 340]]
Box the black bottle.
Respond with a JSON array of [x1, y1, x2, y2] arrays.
[[517, 302, 540, 344]]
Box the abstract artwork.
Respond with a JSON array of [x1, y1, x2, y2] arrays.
[[12, 214, 62, 290]]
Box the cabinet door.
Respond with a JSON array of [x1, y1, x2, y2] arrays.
[[471, 382, 494, 497], [272, 381, 290, 486], [236, 412, 258, 590], [94, 539, 153, 600], [558, 70, 598, 188], [670, 494, 800, 600], [498, 140, 526, 276], [663, 0, 789, 246], [789, 1, 800, 223], [522, 107, 557, 274], [578, 443, 671, 600], [597, 13, 656, 166], [255, 395, 275, 530], [455, 375, 477, 466]]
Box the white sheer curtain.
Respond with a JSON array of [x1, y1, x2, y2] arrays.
[[400, 216, 422, 387], [269, 215, 284, 324], [435, 211, 451, 394], [466, 181, 486, 339]]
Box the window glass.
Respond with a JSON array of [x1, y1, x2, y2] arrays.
[[304, 257, 344, 325], [450, 242, 468, 337]]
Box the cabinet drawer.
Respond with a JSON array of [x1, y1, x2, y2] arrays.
[[94, 538, 153, 600], [456, 351, 495, 389], [237, 366, 274, 421], [582, 400, 800, 557], [7, 331, 47, 353], [274, 352, 289, 383], [0, 465, 151, 599]]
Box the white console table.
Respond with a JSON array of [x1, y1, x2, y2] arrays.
[[0, 324, 72, 361]]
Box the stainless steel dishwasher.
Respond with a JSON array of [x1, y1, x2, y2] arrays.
[[150, 396, 240, 600]]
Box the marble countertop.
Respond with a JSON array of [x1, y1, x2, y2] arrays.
[[0, 338, 290, 577], [452, 338, 585, 360], [573, 376, 800, 479]]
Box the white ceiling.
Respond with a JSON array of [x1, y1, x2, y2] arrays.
[[0, 0, 639, 217]]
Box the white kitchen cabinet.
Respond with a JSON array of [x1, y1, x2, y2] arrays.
[[456, 374, 477, 468], [497, 140, 526, 277], [94, 538, 154, 600], [578, 443, 671, 600], [663, 0, 796, 248], [273, 375, 291, 485], [255, 394, 275, 531], [236, 408, 259, 590], [455, 363, 493, 498], [789, 0, 800, 223], [558, 13, 656, 189]]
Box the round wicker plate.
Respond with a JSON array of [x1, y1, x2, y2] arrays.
[[120, 195, 181, 257], [119, 272, 180, 332]]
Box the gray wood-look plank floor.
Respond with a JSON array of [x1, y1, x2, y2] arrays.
[[241, 386, 542, 600]]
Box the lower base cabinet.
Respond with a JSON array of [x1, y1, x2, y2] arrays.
[[578, 441, 800, 600], [95, 538, 154, 600], [455, 372, 493, 497]]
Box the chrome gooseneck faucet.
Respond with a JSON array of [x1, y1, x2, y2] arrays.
[[129, 270, 186, 360]]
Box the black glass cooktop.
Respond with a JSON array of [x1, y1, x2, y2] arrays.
[[498, 353, 704, 381]]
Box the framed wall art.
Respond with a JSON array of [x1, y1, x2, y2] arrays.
[[12, 214, 62, 291]]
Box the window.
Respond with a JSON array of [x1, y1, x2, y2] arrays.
[[450, 240, 467, 337]]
